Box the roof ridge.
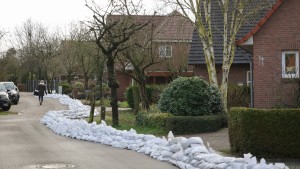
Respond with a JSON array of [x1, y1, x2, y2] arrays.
[[153, 10, 182, 36], [236, 0, 284, 45]]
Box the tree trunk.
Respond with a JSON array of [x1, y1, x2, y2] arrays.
[[88, 87, 95, 123], [84, 73, 89, 90], [97, 72, 104, 103], [67, 72, 72, 85], [106, 55, 119, 126], [132, 85, 140, 114], [139, 79, 150, 111], [221, 67, 230, 113]]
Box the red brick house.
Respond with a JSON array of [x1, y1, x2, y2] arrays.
[[116, 11, 194, 101], [236, 0, 300, 108], [190, 0, 300, 108]]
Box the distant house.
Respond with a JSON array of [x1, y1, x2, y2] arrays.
[[190, 0, 300, 108], [236, 0, 300, 108], [115, 11, 194, 101]]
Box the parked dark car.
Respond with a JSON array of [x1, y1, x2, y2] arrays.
[[0, 82, 11, 111], [3, 82, 20, 104]]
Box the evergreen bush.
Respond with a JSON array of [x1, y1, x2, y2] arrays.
[[157, 76, 223, 116], [135, 111, 173, 128], [58, 81, 72, 94], [74, 82, 84, 92], [125, 85, 165, 108], [229, 107, 300, 158], [165, 115, 224, 134], [227, 84, 250, 109]]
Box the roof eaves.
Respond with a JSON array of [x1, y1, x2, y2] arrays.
[[236, 0, 284, 45]]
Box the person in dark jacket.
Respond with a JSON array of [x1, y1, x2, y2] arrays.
[[37, 80, 47, 105]]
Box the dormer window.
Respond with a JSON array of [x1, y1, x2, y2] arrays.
[[159, 45, 172, 58]]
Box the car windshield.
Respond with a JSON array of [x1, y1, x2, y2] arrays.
[[3, 82, 14, 90], [0, 83, 6, 92]]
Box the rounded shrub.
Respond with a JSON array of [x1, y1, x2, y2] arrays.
[[58, 81, 72, 94], [157, 76, 223, 116], [125, 86, 139, 109], [74, 82, 84, 91], [147, 85, 167, 104]]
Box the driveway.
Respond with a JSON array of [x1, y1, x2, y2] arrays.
[[0, 92, 177, 169]]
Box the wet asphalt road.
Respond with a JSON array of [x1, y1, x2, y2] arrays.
[[0, 92, 177, 169]]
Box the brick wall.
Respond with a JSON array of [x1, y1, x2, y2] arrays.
[[116, 72, 131, 101], [147, 42, 194, 72], [253, 0, 300, 108], [194, 64, 250, 86]]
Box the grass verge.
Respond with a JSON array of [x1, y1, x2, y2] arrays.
[[81, 99, 129, 108], [89, 110, 168, 136], [0, 111, 18, 115]]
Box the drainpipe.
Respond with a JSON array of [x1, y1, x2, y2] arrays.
[[250, 60, 254, 108], [237, 47, 254, 108]]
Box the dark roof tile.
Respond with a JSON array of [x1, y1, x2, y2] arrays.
[[188, 0, 276, 65]]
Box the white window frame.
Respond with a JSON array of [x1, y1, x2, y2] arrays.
[[246, 71, 251, 86], [282, 51, 299, 78], [159, 45, 172, 58]]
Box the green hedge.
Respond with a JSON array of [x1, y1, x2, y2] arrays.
[[125, 85, 167, 109], [135, 112, 173, 128], [157, 76, 223, 116], [229, 107, 300, 158], [227, 84, 250, 109], [58, 81, 72, 94], [165, 115, 224, 135]]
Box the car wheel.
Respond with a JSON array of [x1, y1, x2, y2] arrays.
[[2, 105, 11, 111], [14, 97, 19, 105]]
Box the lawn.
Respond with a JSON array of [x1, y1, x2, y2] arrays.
[[81, 99, 129, 108], [90, 110, 168, 136]]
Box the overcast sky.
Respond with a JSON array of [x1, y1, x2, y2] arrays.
[[0, 0, 169, 52]]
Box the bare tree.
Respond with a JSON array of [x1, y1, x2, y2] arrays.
[[118, 21, 165, 111], [15, 19, 42, 82], [15, 19, 61, 86], [85, 0, 150, 125], [72, 24, 95, 90], [59, 22, 87, 85], [163, 0, 273, 112], [37, 29, 61, 92], [0, 48, 20, 82]]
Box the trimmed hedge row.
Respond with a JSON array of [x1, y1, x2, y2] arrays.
[[135, 112, 173, 128], [136, 112, 225, 135], [166, 115, 225, 135], [229, 107, 300, 158]]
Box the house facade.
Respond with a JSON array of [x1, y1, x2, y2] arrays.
[[116, 11, 194, 101], [190, 0, 300, 108], [237, 0, 300, 108], [188, 1, 259, 107]]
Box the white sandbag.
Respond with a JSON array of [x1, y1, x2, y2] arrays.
[[189, 146, 209, 156], [170, 143, 181, 153], [161, 150, 174, 158], [181, 137, 204, 149]]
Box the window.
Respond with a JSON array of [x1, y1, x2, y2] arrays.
[[246, 71, 251, 86], [282, 51, 299, 78], [159, 45, 172, 58]]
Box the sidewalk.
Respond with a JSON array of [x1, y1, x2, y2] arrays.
[[180, 128, 300, 169], [180, 128, 230, 152]]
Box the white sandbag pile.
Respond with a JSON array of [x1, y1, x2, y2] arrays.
[[45, 94, 98, 118], [41, 94, 289, 169]]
